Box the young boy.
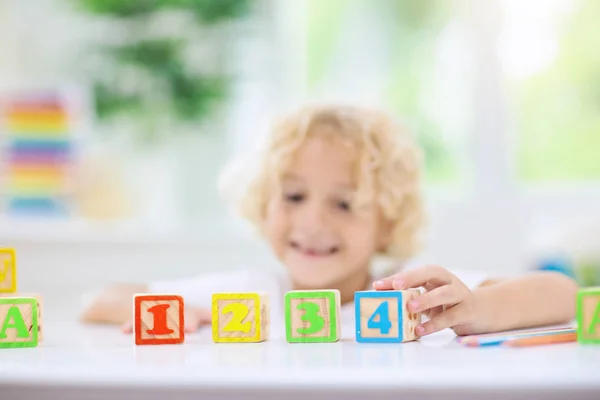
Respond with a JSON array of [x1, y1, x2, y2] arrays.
[[80, 104, 578, 338]]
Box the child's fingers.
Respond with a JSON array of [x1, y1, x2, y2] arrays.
[[184, 308, 213, 333], [388, 264, 454, 291], [121, 321, 133, 334], [408, 285, 461, 313], [372, 277, 396, 290], [416, 304, 465, 336]]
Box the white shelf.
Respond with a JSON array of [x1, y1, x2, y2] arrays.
[[0, 216, 256, 246]]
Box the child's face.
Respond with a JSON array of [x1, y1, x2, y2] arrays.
[[263, 133, 391, 289]]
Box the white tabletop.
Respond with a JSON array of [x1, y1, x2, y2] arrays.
[[1, 294, 599, 400]]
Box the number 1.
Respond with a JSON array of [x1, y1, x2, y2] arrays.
[[146, 304, 175, 335]]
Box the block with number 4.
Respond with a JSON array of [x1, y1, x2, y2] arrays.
[[354, 290, 421, 343], [577, 286, 600, 344], [212, 292, 270, 343], [134, 294, 185, 345], [285, 290, 340, 343]]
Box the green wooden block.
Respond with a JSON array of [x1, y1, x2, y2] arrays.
[[577, 286, 600, 345], [284, 290, 340, 343], [0, 297, 39, 348]]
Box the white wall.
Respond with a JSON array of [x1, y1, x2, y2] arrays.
[[1, 0, 599, 301]]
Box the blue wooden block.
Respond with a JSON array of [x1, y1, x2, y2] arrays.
[[354, 290, 421, 343]]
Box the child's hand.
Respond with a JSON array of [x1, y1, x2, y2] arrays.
[[121, 307, 212, 334], [373, 264, 481, 336]]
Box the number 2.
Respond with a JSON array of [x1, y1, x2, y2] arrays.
[[367, 301, 392, 334], [296, 302, 325, 335], [222, 303, 252, 333]]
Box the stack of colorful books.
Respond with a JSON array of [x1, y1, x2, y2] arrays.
[[0, 92, 75, 216]]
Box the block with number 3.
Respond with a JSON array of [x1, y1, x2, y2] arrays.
[[355, 290, 421, 343], [285, 290, 340, 343], [212, 292, 270, 343]]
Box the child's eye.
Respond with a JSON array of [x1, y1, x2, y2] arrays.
[[285, 193, 304, 203], [337, 200, 351, 212]]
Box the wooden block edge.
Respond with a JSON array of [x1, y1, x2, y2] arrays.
[[0, 296, 39, 348], [132, 293, 185, 346]]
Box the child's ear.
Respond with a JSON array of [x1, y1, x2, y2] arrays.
[[377, 219, 395, 251]]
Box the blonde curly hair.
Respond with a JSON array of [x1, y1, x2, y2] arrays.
[[219, 103, 426, 262]]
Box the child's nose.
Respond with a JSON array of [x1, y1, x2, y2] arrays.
[[295, 201, 329, 233]]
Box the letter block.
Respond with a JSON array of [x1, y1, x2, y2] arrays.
[[577, 286, 600, 345], [212, 292, 269, 343], [0, 248, 17, 293], [134, 294, 184, 345], [354, 290, 421, 343], [285, 290, 340, 343], [0, 293, 43, 342], [0, 297, 38, 348]]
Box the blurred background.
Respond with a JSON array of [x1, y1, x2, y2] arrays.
[[0, 0, 599, 298]]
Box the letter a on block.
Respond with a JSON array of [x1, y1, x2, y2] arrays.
[[577, 286, 600, 344], [134, 294, 184, 345], [0, 249, 17, 293], [0, 297, 38, 348]]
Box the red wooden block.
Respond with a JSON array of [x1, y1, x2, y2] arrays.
[[134, 294, 185, 345]]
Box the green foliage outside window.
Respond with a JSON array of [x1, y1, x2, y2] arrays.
[[71, 0, 254, 142], [511, 0, 600, 182], [305, 0, 457, 185]]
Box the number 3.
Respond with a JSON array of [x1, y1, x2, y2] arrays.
[[222, 303, 251, 333], [296, 302, 325, 335], [367, 301, 392, 334]]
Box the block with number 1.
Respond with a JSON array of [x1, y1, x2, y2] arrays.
[[134, 294, 185, 345], [355, 290, 421, 343], [285, 290, 340, 343]]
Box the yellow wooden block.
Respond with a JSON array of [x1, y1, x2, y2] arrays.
[[212, 292, 269, 343], [0, 249, 17, 293]]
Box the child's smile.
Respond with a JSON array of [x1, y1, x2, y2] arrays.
[[289, 239, 340, 257]]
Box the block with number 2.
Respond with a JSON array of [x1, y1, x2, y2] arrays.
[[285, 290, 340, 343], [212, 292, 270, 343], [354, 290, 421, 343]]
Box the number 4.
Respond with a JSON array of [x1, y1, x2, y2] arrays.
[[367, 301, 392, 334]]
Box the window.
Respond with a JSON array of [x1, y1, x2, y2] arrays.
[[500, 0, 600, 183], [297, 0, 474, 187]]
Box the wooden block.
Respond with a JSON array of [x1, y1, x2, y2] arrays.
[[354, 289, 421, 343], [212, 292, 269, 343], [0, 293, 43, 342], [0, 248, 17, 293], [284, 290, 340, 343], [0, 297, 38, 348], [134, 294, 184, 345], [577, 286, 600, 344]]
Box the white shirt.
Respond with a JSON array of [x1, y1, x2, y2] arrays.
[[148, 264, 489, 340]]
